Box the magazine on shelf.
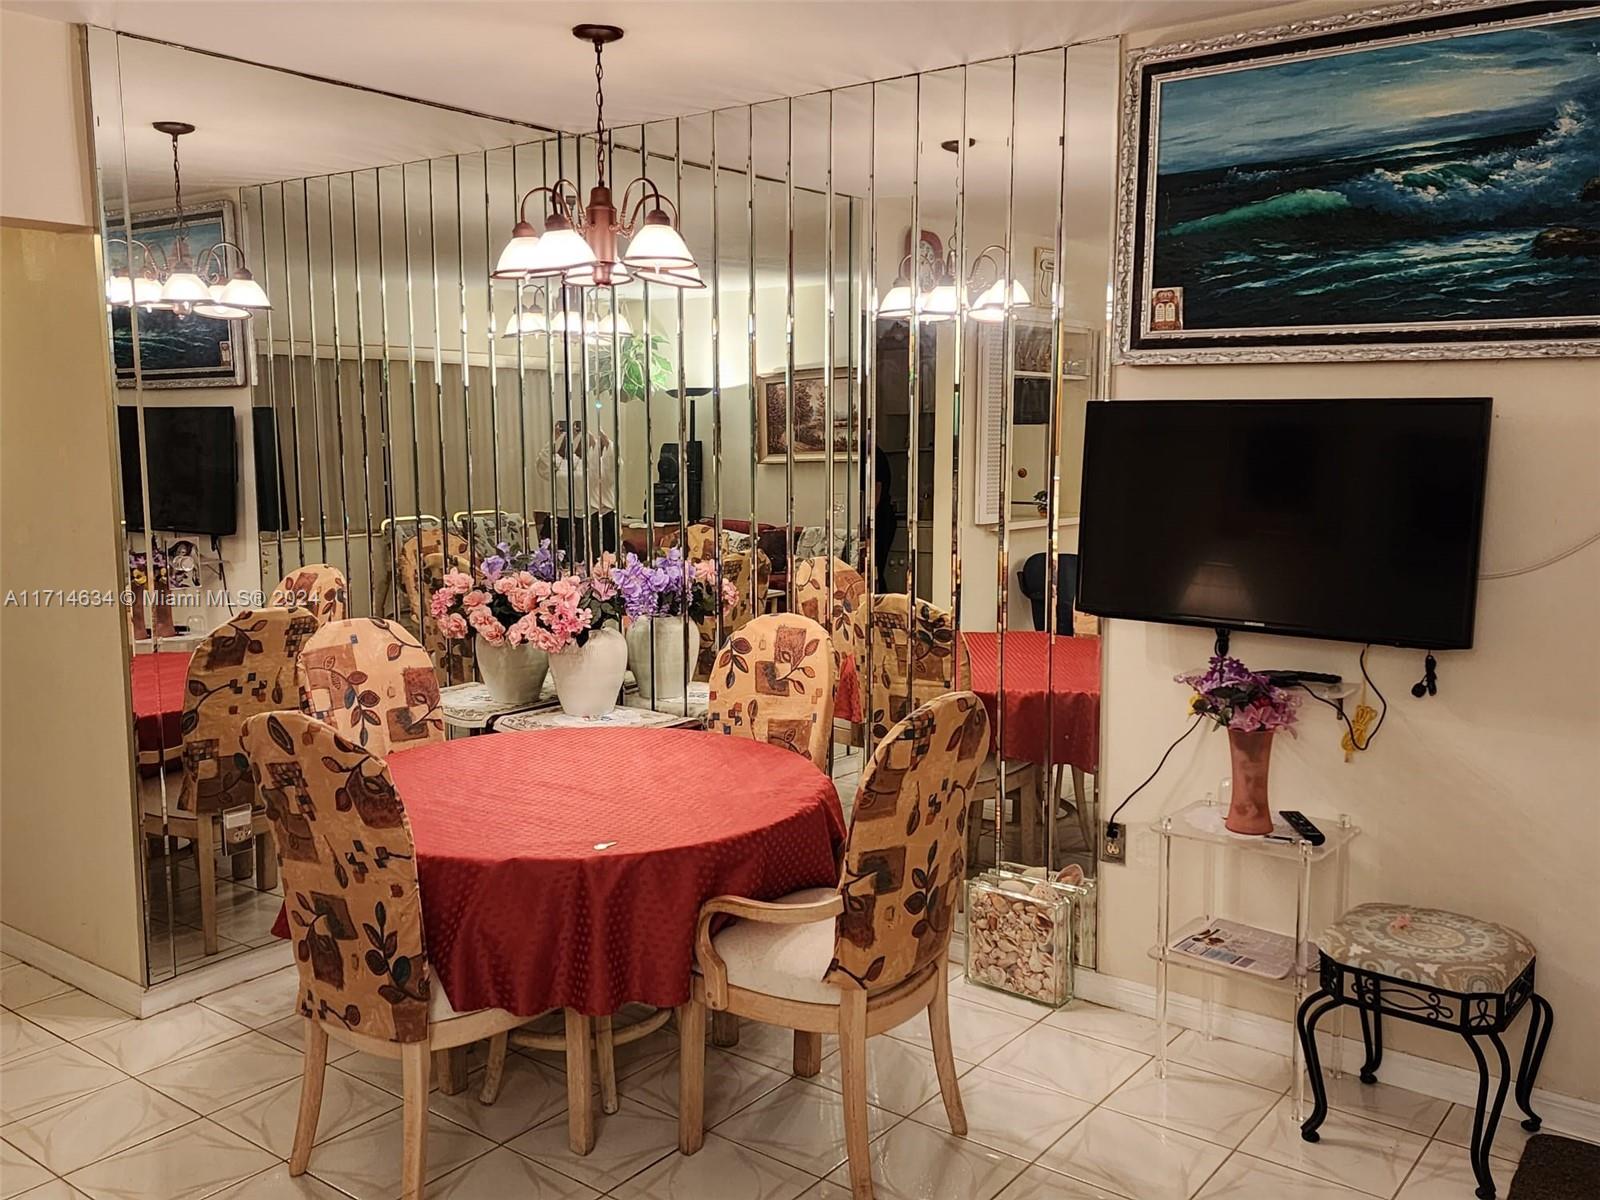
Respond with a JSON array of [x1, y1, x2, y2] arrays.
[[1168, 918, 1302, 979]]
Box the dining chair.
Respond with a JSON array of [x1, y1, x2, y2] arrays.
[[139, 607, 319, 954], [269, 564, 348, 627], [794, 556, 868, 740], [397, 527, 473, 684], [296, 618, 444, 756], [686, 522, 718, 562], [866, 593, 1032, 870], [706, 612, 836, 771], [692, 548, 771, 679], [679, 691, 990, 1199], [453, 509, 529, 562], [240, 711, 531, 1200]]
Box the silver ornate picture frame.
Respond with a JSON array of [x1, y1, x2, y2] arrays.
[[1115, 0, 1600, 364]]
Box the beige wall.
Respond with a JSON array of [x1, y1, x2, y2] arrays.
[[1095, 3, 1600, 1104], [1, 16, 147, 982]]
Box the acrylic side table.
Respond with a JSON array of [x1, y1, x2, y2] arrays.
[[1151, 797, 1358, 1117]]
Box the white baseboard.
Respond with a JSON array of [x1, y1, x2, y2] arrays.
[[1074, 967, 1600, 1145], [2, 923, 292, 1019]]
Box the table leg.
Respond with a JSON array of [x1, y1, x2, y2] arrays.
[[711, 1010, 740, 1048], [1019, 763, 1044, 865], [565, 1009, 596, 1154], [433, 1047, 469, 1096], [596, 1016, 619, 1114]]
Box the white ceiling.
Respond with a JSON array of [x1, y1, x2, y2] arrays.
[[19, 0, 1296, 130]]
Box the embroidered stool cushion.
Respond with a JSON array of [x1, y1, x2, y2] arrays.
[[1319, 903, 1535, 994]]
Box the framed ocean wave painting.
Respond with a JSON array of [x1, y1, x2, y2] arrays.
[[1116, 0, 1600, 363]]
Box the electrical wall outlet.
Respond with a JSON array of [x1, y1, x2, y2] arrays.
[[1101, 821, 1125, 864]]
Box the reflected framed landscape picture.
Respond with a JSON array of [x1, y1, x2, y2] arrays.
[[1118, 0, 1600, 362]]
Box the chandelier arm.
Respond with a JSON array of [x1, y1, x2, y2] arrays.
[[619, 178, 678, 235]]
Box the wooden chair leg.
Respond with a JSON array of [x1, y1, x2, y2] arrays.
[[564, 1009, 595, 1155], [478, 1033, 508, 1105], [1071, 766, 1094, 851], [711, 1010, 739, 1047], [433, 1046, 468, 1096], [195, 816, 220, 955], [678, 1000, 706, 1154], [254, 831, 278, 891], [596, 1016, 619, 1115], [928, 966, 968, 1136], [838, 989, 874, 1200], [400, 1041, 430, 1200], [289, 1018, 328, 1175], [793, 1030, 822, 1078]]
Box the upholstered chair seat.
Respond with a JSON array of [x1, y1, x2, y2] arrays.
[[709, 887, 843, 1006]]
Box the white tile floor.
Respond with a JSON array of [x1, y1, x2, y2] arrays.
[[2, 953, 1577, 1200]]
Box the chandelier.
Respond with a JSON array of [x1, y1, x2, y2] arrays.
[[500, 285, 634, 341], [105, 122, 271, 321], [878, 243, 1030, 324], [493, 26, 702, 290]]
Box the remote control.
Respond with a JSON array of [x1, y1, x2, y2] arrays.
[[1278, 810, 1326, 846]]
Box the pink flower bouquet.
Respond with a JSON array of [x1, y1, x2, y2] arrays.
[[431, 549, 625, 653]]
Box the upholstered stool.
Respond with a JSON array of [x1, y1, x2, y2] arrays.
[[1297, 903, 1554, 1200]]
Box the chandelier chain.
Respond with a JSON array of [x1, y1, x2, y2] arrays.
[[170, 131, 184, 228], [593, 39, 607, 185]]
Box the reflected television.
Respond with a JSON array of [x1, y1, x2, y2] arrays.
[[1076, 398, 1491, 650]]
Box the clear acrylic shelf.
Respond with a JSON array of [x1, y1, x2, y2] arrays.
[[1158, 799, 1358, 863]]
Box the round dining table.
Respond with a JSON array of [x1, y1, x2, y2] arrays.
[[962, 630, 1101, 773]]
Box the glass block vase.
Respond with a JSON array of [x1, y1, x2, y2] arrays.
[[965, 872, 1073, 1008]]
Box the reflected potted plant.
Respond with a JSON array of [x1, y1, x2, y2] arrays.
[[615, 548, 739, 700], [1177, 655, 1298, 835]]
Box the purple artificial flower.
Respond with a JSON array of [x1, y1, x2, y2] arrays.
[[527, 538, 564, 582], [1177, 654, 1298, 735]]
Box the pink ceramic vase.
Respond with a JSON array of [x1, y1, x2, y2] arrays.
[[1226, 728, 1276, 835]]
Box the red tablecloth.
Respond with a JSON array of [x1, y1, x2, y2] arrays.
[[130, 652, 189, 775], [963, 632, 1101, 773], [275, 727, 845, 1016]]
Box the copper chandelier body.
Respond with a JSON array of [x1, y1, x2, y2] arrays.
[[493, 25, 703, 291]]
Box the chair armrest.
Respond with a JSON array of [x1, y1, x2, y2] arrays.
[[694, 893, 843, 1008]]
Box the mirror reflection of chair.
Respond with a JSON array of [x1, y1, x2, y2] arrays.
[[793, 556, 868, 742], [693, 548, 771, 679], [453, 509, 529, 562], [296, 618, 444, 756], [269, 563, 348, 627], [706, 613, 835, 771], [396, 527, 473, 683], [239, 711, 534, 1200], [140, 606, 318, 955], [679, 691, 990, 1199]]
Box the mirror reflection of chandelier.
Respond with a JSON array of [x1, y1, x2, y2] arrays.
[[492, 25, 703, 291], [104, 122, 271, 321], [501, 285, 636, 341], [878, 242, 1030, 324]]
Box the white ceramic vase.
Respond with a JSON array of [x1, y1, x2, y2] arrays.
[[549, 626, 628, 717], [474, 639, 549, 705], [625, 614, 701, 702]]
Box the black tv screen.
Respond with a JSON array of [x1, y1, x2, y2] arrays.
[[1076, 398, 1491, 650], [118, 406, 237, 536]]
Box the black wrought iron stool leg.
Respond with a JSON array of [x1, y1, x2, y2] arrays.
[[1358, 980, 1383, 1084], [1463, 1031, 1512, 1200], [1296, 991, 1344, 1142], [1514, 993, 1553, 1132]]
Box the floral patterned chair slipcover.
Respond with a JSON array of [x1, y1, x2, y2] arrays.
[[239, 711, 528, 1198], [270, 564, 349, 627], [693, 548, 772, 680], [178, 607, 320, 817], [706, 612, 835, 771], [866, 593, 969, 743], [455, 511, 529, 563], [681, 691, 990, 1194], [686, 523, 718, 562], [794, 556, 867, 722], [296, 618, 444, 757], [397, 528, 473, 684]]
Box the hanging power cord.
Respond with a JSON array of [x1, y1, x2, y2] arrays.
[[1292, 643, 1387, 752], [1105, 715, 1204, 837]]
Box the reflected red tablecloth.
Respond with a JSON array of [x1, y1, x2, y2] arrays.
[[275, 727, 845, 1016], [130, 652, 189, 775], [962, 632, 1100, 773], [836, 653, 863, 724]]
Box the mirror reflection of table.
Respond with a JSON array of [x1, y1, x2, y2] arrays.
[[443, 675, 705, 733]]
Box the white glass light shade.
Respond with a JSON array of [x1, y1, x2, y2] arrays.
[[133, 275, 163, 306], [562, 260, 632, 287], [194, 302, 249, 320], [219, 273, 271, 309], [632, 262, 704, 290], [501, 303, 549, 338], [620, 217, 694, 270], [877, 282, 914, 319], [922, 280, 960, 322], [492, 230, 543, 278], [106, 272, 134, 306], [969, 278, 1031, 322], [160, 270, 211, 304], [523, 224, 596, 277], [593, 309, 633, 339]]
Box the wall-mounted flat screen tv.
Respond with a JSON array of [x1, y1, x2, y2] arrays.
[[1076, 398, 1491, 650], [118, 405, 237, 536]]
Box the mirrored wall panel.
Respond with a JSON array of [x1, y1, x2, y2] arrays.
[[91, 29, 1119, 985]]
